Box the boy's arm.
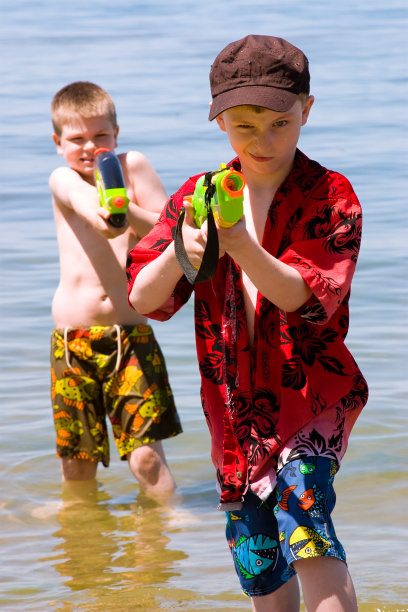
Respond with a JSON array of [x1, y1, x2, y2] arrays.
[[217, 219, 312, 312], [49, 166, 127, 238], [121, 151, 168, 238], [216, 175, 362, 317], [127, 202, 160, 239], [128, 198, 203, 315], [128, 241, 184, 315]]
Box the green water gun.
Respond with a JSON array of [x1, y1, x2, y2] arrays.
[[94, 148, 130, 227], [189, 164, 245, 229], [174, 164, 245, 284]]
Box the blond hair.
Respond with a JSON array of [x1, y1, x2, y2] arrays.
[[51, 81, 117, 136]]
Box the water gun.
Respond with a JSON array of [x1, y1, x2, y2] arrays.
[[174, 164, 245, 284], [94, 148, 129, 227], [188, 164, 245, 229]]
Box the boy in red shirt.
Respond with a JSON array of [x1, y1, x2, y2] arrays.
[[127, 35, 368, 611]]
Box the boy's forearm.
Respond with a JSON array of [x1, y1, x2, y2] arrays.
[[129, 242, 184, 314], [127, 204, 160, 238], [69, 188, 128, 238], [227, 233, 312, 312]]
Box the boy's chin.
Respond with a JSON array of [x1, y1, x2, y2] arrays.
[[81, 159, 95, 171], [76, 163, 94, 177]]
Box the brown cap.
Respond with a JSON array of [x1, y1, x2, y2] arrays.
[[209, 35, 310, 121]]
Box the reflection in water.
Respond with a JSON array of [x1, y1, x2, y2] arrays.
[[47, 481, 187, 606]]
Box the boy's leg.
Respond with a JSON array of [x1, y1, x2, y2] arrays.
[[276, 456, 354, 612], [61, 457, 98, 481], [225, 491, 298, 603], [51, 328, 111, 481], [127, 440, 176, 499], [251, 575, 300, 612], [294, 556, 358, 612], [108, 325, 182, 498], [61, 459, 99, 503]]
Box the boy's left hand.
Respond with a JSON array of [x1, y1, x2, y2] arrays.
[[95, 207, 129, 238], [216, 216, 247, 259]]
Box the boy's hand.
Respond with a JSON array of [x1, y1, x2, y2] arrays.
[[216, 215, 247, 259], [94, 207, 129, 238], [181, 198, 208, 268]]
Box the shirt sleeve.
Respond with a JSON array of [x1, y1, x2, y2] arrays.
[[126, 178, 196, 321], [279, 172, 363, 324]]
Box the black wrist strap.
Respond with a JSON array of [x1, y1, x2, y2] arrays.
[[174, 207, 219, 284]]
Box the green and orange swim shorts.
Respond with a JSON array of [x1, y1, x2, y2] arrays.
[[50, 324, 182, 467]]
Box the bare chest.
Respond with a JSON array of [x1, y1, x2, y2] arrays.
[[240, 196, 272, 345]]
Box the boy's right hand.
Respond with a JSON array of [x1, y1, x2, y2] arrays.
[[181, 198, 208, 269]]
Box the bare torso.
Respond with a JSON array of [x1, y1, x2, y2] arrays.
[[52, 201, 146, 328]]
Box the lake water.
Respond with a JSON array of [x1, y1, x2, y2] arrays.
[[0, 1, 407, 610]]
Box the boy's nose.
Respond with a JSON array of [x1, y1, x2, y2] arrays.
[[83, 139, 96, 151], [256, 130, 273, 149]]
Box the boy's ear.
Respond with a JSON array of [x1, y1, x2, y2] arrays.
[[114, 125, 119, 147], [52, 133, 64, 156], [209, 102, 226, 130], [301, 95, 314, 126], [215, 113, 226, 132]]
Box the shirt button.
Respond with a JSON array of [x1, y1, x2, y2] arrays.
[[236, 471, 242, 479]]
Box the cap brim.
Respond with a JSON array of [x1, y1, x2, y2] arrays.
[[208, 86, 298, 121]]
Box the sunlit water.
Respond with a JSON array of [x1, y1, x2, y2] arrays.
[[1, 1, 407, 610]]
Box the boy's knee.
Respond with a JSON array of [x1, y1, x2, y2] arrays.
[[127, 441, 176, 494], [130, 443, 162, 479]]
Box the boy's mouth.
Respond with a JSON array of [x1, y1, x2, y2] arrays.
[[249, 153, 273, 162]]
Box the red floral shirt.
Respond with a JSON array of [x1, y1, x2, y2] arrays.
[[127, 150, 368, 508]]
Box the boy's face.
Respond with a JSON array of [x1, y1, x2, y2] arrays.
[[215, 97, 313, 180], [52, 115, 119, 181]]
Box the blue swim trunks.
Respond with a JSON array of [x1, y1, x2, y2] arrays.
[[225, 457, 346, 598]]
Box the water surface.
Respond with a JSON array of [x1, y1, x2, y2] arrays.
[[0, 1, 407, 609]]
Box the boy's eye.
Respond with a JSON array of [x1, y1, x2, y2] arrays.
[[274, 120, 288, 128], [237, 124, 253, 129]]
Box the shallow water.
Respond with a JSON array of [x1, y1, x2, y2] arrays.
[[1, 1, 407, 610]]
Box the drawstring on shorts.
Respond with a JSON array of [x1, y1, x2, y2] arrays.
[[63, 325, 122, 375], [63, 327, 74, 372], [113, 324, 122, 374]]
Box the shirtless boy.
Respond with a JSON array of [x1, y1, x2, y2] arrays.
[[127, 36, 368, 610], [49, 81, 182, 498]]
